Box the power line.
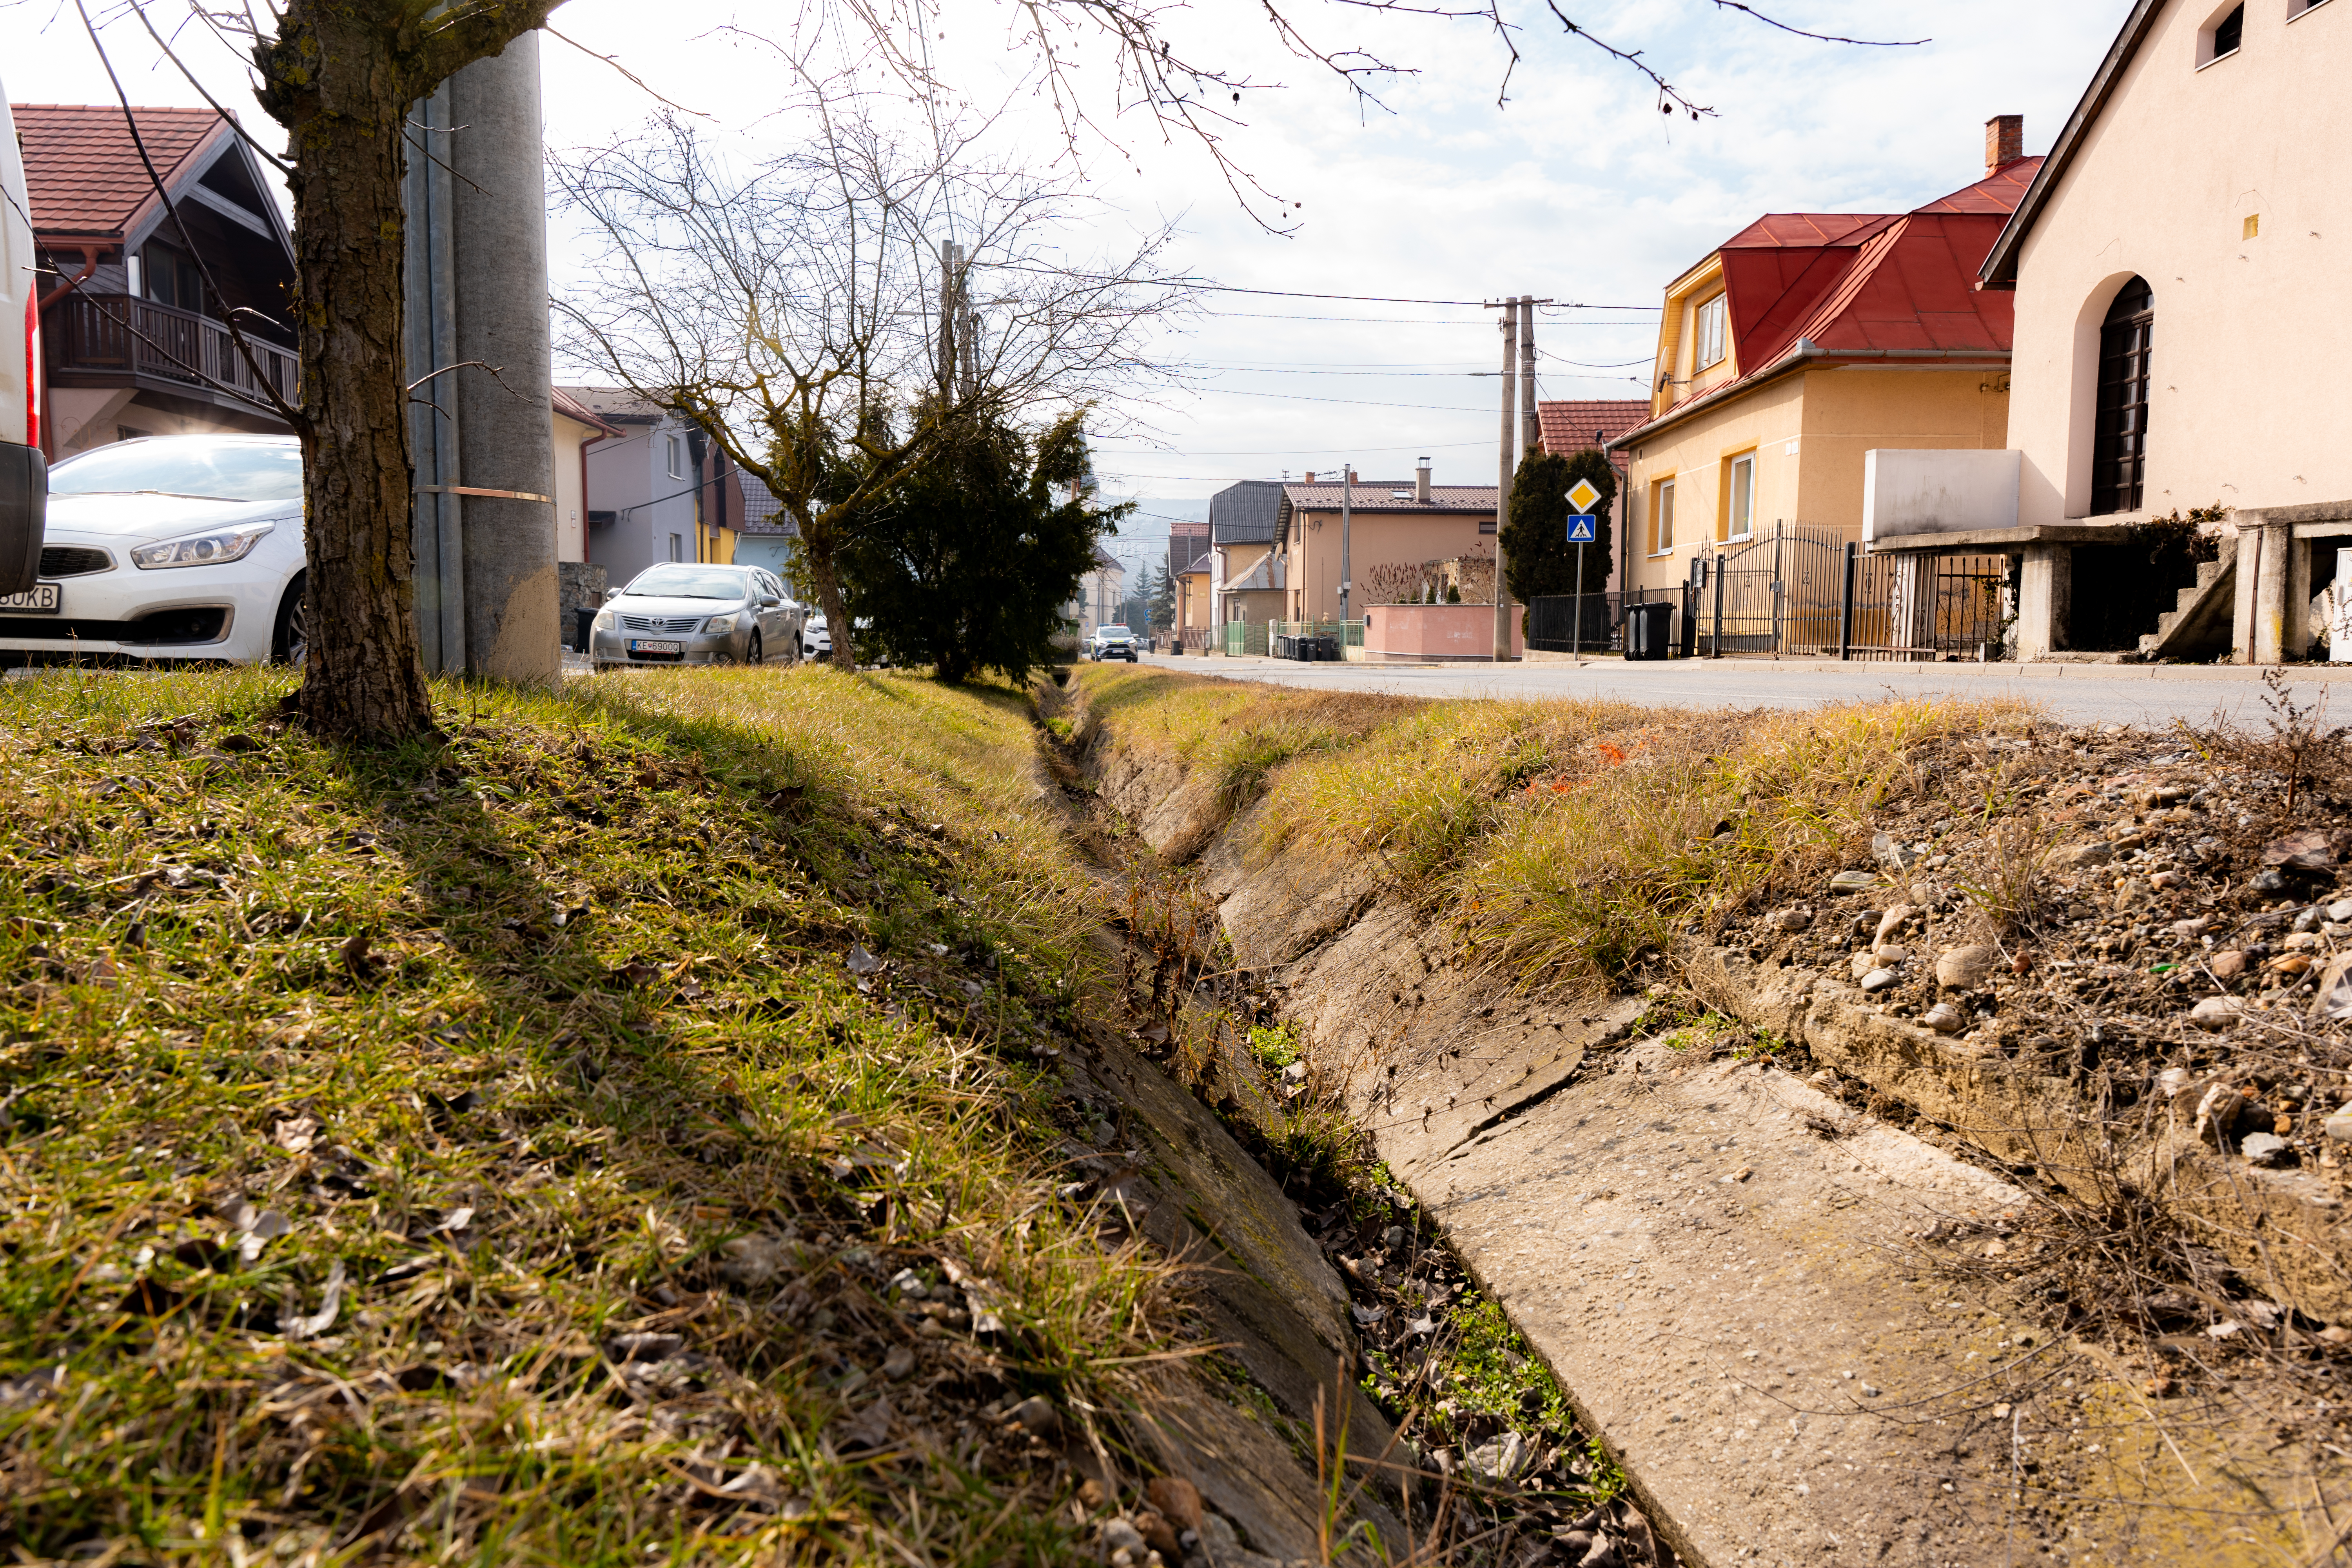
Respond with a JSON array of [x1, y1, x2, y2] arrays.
[[1096, 439, 1496, 459], [979, 261, 1659, 310], [1198, 310, 1659, 326]]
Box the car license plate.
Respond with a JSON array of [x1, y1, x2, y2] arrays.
[[630, 639, 682, 654], [0, 584, 62, 614]]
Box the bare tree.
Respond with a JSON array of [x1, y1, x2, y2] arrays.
[[552, 85, 1193, 669]]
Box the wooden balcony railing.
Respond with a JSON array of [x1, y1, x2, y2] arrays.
[[44, 292, 299, 411]]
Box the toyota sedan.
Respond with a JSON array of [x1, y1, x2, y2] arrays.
[[590, 564, 801, 669]]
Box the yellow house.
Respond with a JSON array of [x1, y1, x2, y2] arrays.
[[1612, 121, 2042, 601]]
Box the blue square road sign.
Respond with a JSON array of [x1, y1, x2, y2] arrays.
[[1566, 514, 1597, 543]]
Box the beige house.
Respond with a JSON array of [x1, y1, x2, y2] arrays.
[[1975, 0, 2352, 661], [1611, 123, 2039, 602], [1272, 462, 1499, 620]]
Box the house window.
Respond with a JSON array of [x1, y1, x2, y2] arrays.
[[2091, 277, 2154, 515], [670, 532, 685, 561], [1650, 479, 1677, 554], [1723, 453, 1755, 541], [1692, 294, 1728, 372], [665, 434, 684, 480], [2200, 2, 2244, 62], [2290, 0, 2332, 18]]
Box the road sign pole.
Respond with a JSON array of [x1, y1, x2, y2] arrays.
[[1572, 543, 1586, 666]]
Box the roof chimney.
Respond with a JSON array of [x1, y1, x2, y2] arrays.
[[1984, 114, 2024, 176], [1415, 456, 1432, 503], [1303, 471, 1316, 484]]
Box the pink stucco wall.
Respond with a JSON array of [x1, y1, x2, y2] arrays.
[[1360, 604, 1524, 661]]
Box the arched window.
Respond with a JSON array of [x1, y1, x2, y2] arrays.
[[2091, 278, 2154, 515]]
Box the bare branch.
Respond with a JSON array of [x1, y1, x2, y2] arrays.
[[544, 24, 715, 120], [123, 0, 294, 174], [1707, 0, 1928, 48], [69, 0, 307, 430]]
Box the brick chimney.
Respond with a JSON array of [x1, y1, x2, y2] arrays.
[[1984, 114, 2024, 176], [1303, 471, 1316, 484], [1415, 456, 1432, 503]]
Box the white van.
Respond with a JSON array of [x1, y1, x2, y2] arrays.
[[0, 88, 46, 591]]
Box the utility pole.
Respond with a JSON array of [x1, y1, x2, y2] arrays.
[[1493, 298, 1518, 661], [1339, 463, 1353, 626], [937, 240, 961, 403]]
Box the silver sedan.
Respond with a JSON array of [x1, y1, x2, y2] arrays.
[[590, 563, 802, 670]]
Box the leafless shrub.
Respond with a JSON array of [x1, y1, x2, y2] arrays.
[[2189, 669, 2352, 820]]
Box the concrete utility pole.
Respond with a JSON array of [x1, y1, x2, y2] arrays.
[[1339, 464, 1353, 624], [1494, 298, 1518, 660], [403, 37, 559, 685]]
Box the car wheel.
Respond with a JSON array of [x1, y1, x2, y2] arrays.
[[746, 631, 764, 666], [270, 572, 308, 667]]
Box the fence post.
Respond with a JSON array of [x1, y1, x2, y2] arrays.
[[1710, 555, 1726, 658], [1839, 542, 1857, 662]]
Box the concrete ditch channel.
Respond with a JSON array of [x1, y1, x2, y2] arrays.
[[1045, 671, 2346, 1566]]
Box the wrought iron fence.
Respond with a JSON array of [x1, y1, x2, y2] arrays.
[[1674, 523, 2014, 661]]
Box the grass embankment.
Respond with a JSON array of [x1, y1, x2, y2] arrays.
[[1072, 665, 2023, 995], [0, 665, 1160, 1564]]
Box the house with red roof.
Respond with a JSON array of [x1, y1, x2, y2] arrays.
[[18, 103, 299, 459], [1608, 118, 2041, 603]]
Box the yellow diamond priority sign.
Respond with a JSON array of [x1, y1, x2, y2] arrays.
[[1566, 478, 1602, 512]]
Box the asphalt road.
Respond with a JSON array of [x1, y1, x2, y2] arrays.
[[1136, 652, 2352, 730]]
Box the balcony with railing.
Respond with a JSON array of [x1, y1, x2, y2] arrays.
[[43, 292, 299, 414]]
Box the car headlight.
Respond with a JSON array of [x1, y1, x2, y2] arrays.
[[129, 521, 274, 570], [593, 609, 616, 631], [703, 613, 738, 635]]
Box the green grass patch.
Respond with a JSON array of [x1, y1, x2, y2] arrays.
[[0, 663, 1165, 1564]]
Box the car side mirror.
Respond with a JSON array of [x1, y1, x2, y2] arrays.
[[760, 595, 780, 607]]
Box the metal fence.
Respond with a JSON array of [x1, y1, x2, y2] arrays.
[[1524, 590, 1682, 655], [1221, 621, 1269, 657], [1677, 524, 2013, 661]]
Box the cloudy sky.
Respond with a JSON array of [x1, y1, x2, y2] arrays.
[[12, 0, 2125, 569]]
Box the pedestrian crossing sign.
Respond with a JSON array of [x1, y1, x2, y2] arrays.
[[1566, 478, 1602, 512], [1566, 514, 1597, 543]]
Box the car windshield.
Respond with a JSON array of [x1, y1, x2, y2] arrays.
[[623, 566, 749, 600], [1098, 626, 1132, 639], [50, 439, 301, 502]]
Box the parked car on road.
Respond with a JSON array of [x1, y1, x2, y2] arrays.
[[802, 612, 831, 661], [0, 435, 306, 667], [590, 563, 801, 670], [1088, 624, 1138, 662]]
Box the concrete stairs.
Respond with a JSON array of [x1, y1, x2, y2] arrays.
[[2138, 534, 2237, 659]]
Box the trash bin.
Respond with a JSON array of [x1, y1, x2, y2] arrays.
[[1625, 601, 1675, 661], [573, 605, 598, 654]]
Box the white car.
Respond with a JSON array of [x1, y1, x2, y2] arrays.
[[802, 612, 831, 661], [0, 435, 306, 666]]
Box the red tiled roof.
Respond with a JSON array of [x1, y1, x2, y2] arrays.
[[1626, 158, 2040, 445], [1535, 400, 1649, 466], [1914, 156, 2045, 216], [1281, 482, 1497, 513], [13, 103, 229, 236]]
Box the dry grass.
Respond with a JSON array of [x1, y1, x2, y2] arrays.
[[0, 663, 1176, 1565], [1078, 666, 2023, 995]]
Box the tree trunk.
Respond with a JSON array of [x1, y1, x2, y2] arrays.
[[801, 528, 857, 671], [270, 9, 438, 741]]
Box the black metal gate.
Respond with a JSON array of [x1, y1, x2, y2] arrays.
[[1688, 524, 2014, 661]]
